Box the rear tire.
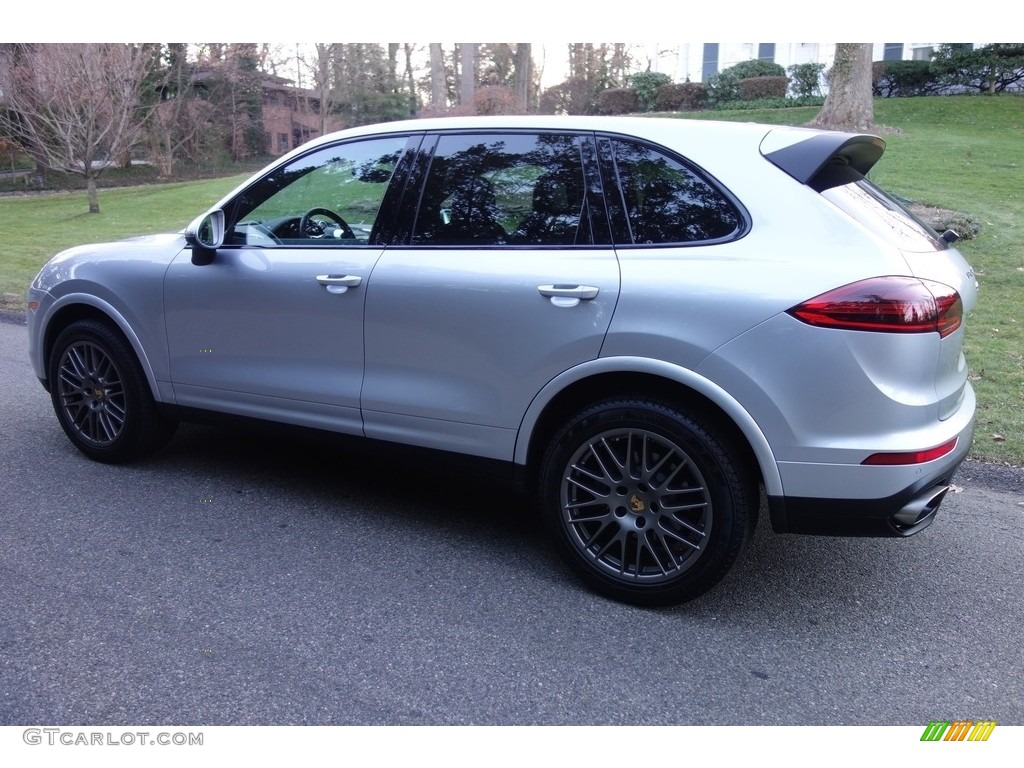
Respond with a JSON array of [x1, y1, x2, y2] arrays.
[[539, 399, 756, 607], [48, 319, 177, 463]]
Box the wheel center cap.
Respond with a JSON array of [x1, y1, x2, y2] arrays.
[[93, 387, 105, 400], [629, 493, 646, 513]]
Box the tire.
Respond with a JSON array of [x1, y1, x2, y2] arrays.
[[48, 319, 177, 463], [539, 399, 757, 607]]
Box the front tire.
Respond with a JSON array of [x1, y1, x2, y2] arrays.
[[539, 399, 756, 607], [48, 319, 177, 463]]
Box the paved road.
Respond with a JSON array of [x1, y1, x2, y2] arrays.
[[1, 314, 1022, 725]]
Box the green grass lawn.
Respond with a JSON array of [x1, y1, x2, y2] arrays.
[[2, 95, 1021, 465], [0, 174, 251, 307]]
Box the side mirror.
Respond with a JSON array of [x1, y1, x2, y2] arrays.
[[185, 210, 225, 265]]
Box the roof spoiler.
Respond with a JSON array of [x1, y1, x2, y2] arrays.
[[762, 131, 886, 192]]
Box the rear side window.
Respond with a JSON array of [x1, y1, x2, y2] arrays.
[[821, 179, 946, 253], [412, 133, 593, 247], [601, 138, 742, 245]]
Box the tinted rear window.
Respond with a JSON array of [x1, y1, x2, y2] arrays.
[[821, 179, 946, 253]]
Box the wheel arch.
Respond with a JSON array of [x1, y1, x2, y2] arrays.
[[40, 296, 162, 401], [515, 357, 782, 496]]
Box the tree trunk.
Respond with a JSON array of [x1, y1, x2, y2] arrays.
[[429, 44, 446, 110], [86, 170, 100, 214], [404, 44, 418, 116], [514, 43, 532, 110], [459, 44, 476, 107], [810, 43, 874, 132]]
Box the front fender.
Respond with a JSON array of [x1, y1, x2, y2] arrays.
[[32, 291, 171, 404]]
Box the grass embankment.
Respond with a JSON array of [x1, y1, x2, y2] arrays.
[[1, 95, 1021, 464]]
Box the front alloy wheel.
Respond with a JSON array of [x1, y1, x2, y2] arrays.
[[56, 339, 128, 447], [48, 319, 177, 463]]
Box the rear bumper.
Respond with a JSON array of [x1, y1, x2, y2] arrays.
[[768, 419, 973, 538]]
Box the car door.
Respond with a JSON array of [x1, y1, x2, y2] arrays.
[[361, 131, 620, 461], [164, 134, 414, 434]]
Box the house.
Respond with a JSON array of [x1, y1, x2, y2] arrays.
[[646, 43, 976, 82], [259, 74, 344, 156]]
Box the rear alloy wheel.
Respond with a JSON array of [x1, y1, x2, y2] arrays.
[[49, 319, 177, 463], [540, 399, 756, 607]]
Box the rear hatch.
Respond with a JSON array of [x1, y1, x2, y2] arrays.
[[761, 127, 979, 420]]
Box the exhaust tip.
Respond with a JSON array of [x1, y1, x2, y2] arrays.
[[891, 484, 950, 534]]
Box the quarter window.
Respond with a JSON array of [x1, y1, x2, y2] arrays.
[[603, 139, 741, 245]]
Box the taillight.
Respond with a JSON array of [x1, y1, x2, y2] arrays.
[[788, 277, 963, 338]]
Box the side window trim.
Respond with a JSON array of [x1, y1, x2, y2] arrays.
[[371, 133, 426, 246]]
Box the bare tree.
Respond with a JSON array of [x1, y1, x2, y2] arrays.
[[810, 43, 874, 132], [299, 43, 338, 136], [148, 44, 212, 177], [0, 43, 159, 213]]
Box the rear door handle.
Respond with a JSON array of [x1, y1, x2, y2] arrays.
[[316, 274, 362, 294], [538, 284, 600, 307]]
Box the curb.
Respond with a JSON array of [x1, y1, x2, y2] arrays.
[[0, 308, 27, 326]]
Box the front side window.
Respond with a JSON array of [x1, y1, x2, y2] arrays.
[[603, 139, 742, 245], [412, 133, 592, 246], [229, 135, 409, 247]]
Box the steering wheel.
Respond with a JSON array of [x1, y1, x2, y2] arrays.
[[299, 208, 356, 240]]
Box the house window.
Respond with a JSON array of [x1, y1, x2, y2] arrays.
[[277, 133, 289, 152], [702, 43, 719, 81], [912, 47, 934, 61], [758, 43, 775, 62], [883, 43, 904, 61]]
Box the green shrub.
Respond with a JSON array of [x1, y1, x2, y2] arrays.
[[597, 87, 640, 115], [705, 59, 786, 106], [539, 77, 598, 115], [931, 43, 1024, 92], [628, 71, 672, 111], [654, 82, 707, 112], [738, 76, 787, 100], [714, 96, 824, 111], [787, 62, 825, 98], [873, 60, 941, 97]]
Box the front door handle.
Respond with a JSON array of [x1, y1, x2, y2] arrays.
[[538, 284, 600, 308], [316, 274, 362, 294]]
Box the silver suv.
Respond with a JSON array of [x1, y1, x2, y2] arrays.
[[26, 116, 978, 606]]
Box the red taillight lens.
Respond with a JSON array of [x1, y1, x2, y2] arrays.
[[862, 438, 958, 465], [788, 277, 963, 338]]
